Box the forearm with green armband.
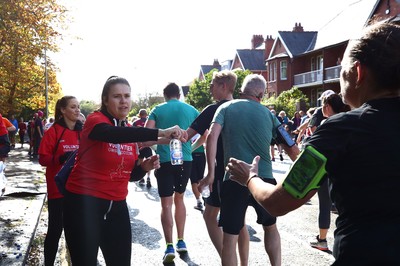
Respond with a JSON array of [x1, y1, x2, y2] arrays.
[[282, 146, 327, 199]]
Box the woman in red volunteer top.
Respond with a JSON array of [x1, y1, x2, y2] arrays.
[[38, 96, 82, 266], [63, 76, 186, 266]]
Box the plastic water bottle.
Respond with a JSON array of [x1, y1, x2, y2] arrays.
[[170, 138, 183, 165], [201, 186, 210, 198]]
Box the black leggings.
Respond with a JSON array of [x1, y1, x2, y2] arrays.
[[63, 192, 131, 266], [317, 179, 332, 229], [44, 198, 64, 266], [19, 132, 25, 145]]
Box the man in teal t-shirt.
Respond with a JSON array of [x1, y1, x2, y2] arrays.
[[146, 83, 199, 264]]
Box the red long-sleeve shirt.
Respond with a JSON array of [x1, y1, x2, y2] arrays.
[[66, 111, 158, 201]]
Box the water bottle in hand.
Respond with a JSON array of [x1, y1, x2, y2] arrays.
[[201, 185, 210, 198], [170, 138, 183, 165]]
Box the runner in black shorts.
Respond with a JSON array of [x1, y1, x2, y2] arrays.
[[185, 70, 249, 264], [155, 162, 192, 197], [190, 149, 206, 211], [219, 178, 277, 235]]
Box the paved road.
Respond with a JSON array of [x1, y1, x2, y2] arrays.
[[1, 147, 338, 265], [125, 158, 337, 265]]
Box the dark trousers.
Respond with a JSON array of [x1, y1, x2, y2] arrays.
[[44, 198, 64, 266], [33, 135, 41, 155], [317, 179, 332, 229], [63, 192, 131, 266]]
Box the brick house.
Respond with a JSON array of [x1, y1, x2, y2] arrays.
[[267, 0, 400, 106], [196, 0, 400, 107]]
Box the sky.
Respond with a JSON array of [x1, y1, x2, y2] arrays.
[[53, 0, 357, 103]]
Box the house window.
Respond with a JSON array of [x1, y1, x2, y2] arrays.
[[269, 62, 277, 81], [280, 60, 287, 80], [311, 57, 316, 71], [317, 55, 323, 73]]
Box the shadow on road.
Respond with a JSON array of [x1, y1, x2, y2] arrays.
[[132, 183, 160, 202], [129, 207, 163, 250], [247, 225, 262, 242]]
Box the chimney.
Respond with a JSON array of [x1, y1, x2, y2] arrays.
[[251, 34, 264, 49], [264, 35, 274, 60], [293, 22, 304, 32], [212, 59, 220, 68]]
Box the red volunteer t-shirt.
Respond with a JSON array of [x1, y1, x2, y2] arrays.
[[66, 112, 139, 201], [39, 123, 80, 199]]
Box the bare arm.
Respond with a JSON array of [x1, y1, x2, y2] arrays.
[[7, 125, 16, 132], [198, 123, 221, 192], [144, 119, 187, 142], [191, 129, 208, 152], [281, 144, 301, 161], [186, 127, 198, 142]]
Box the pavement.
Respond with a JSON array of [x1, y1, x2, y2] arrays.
[[0, 146, 337, 265], [0, 146, 46, 266]]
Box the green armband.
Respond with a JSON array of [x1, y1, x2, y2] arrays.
[[282, 146, 327, 199]]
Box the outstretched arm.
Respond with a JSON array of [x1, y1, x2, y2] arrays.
[[198, 123, 220, 193]]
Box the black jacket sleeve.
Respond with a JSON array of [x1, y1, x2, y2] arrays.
[[129, 162, 147, 182], [89, 123, 159, 143]]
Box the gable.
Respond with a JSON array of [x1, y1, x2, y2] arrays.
[[277, 31, 318, 58], [199, 65, 221, 79], [236, 49, 265, 71]]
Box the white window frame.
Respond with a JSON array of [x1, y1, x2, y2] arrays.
[[269, 62, 277, 81], [280, 60, 287, 80]]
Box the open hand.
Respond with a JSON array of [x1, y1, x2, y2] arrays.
[[226, 156, 260, 186], [141, 154, 160, 172]]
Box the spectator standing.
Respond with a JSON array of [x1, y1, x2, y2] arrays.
[[18, 117, 27, 148], [270, 109, 284, 161], [309, 93, 350, 251], [291, 111, 301, 141], [27, 116, 35, 156], [38, 96, 83, 266], [227, 21, 400, 265], [307, 90, 335, 135], [62, 76, 185, 265], [32, 111, 44, 159], [133, 109, 153, 187], [145, 82, 199, 264]]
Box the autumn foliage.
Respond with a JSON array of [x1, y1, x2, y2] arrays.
[[0, 0, 67, 116]]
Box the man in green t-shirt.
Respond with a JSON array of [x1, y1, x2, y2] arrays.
[[202, 74, 282, 266]]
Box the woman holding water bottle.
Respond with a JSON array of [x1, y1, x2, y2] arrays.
[[63, 76, 186, 266]]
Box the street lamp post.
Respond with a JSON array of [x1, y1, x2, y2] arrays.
[[45, 48, 48, 118]]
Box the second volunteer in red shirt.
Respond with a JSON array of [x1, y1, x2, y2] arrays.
[[39, 96, 82, 266]]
